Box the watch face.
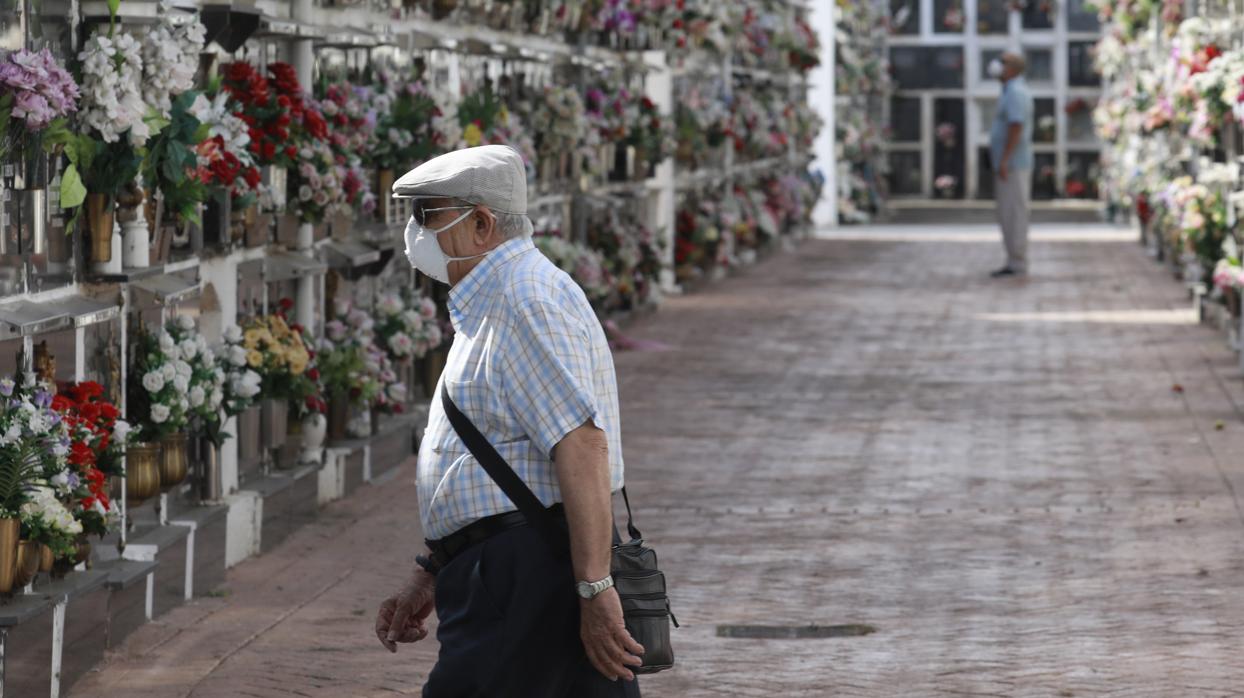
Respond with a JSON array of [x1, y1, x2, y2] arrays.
[[576, 582, 592, 599]]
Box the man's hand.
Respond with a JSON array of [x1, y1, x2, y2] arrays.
[[375, 567, 436, 652], [997, 161, 1009, 182], [580, 587, 644, 681]]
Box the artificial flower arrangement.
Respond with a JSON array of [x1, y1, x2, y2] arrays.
[[1160, 175, 1228, 281], [128, 320, 195, 441], [190, 91, 265, 210], [240, 299, 317, 410], [0, 380, 80, 564], [534, 229, 614, 310], [0, 48, 79, 165], [142, 90, 211, 225], [320, 298, 405, 418], [584, 208, 664, 311], [50, 381, 129, 540], [528, 85, 587, 174], [163, 316, 231, 446], [458, 82, 538, 176], [365, 74, 450, 173], [319, 82, 378, 217], [374, 290, 442, 364]]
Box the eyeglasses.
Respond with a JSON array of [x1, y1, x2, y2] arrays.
[[413, 204, 476, 227]]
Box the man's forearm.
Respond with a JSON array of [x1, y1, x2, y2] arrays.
[[554, 423, 613, 581]]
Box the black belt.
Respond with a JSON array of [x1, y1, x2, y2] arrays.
[[426, 504, 565, 569]]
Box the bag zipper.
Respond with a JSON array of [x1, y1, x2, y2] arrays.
[[626, 603, 680, 628]]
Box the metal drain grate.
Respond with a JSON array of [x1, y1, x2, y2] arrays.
[[715, 624, 877, 640]]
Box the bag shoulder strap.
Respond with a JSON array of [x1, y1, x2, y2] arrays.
[[440, 384, 565, 551]]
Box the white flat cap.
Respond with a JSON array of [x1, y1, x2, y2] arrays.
[[391, 145, 527, 215]]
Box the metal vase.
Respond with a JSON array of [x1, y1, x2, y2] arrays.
[[39, 543, 52, 573], [13, 540, 40, 588], [0, 518, 18, 593], [199, 439, 222, 503], [158, 433, 189, 491], [237, 404, 261, 461], [126, 442, 162, 505], [261, 398, 289, 450], [86, 193, 115, 263]]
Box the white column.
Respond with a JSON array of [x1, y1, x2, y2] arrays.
[[813, 0, 837, 228], [199, 256, 239, 494], [291, 0, 318, 337]]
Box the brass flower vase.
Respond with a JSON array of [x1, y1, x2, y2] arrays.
[[39, 543, 52, 573], [85, 193, 115, 263], [0, 518, 19, 593], [159, 433, 189, 491], [13, 540, 42, 588], [126, 442, 162, 505]]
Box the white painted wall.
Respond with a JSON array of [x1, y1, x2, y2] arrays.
[[809, 1, 836, 227]]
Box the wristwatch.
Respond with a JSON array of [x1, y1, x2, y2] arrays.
[[575, 575, 615, 600]]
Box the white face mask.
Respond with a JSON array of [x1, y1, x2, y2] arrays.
[[987, 59, 1005, 79], [403, 207, 490, 285]]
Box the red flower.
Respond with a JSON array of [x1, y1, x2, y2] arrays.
[[279, 297, 294, 311], [97, 433, 110, 451], [50, 394, 75, 413], [79, 403, 102, 423], [82, 496, 96, 510], [262, 141, 276, 161], [69, 442, 95, 467], [393, 403, 404, 414], [243, 167, 261, 189], [307, 368, 320, 381], [290, 323, 305, 333], [285, 146, 298, 159]]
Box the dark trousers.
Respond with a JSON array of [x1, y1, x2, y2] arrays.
[[423, 525, 642, 698]]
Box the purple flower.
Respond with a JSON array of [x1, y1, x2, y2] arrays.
[[66, 472, 80, 489], [13, 91, 54, 130], [0, 379, 13, 397], [32, 389, 50, 409]]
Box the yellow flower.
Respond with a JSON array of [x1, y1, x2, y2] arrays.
[[270, 315, 290, 339], [246, 350, 264, 368], [463, 123, 483, 147], [243, 327, 263, 348], [288, 355, 308, 376]]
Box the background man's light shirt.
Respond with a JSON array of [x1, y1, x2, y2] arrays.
[[990, 77, 1034, 172], [416, 236, 625, 540]]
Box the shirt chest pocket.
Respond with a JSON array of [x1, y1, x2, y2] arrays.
[[439, 379, 522, 450]]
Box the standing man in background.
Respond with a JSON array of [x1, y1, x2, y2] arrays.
[[988, 52, 1034, 279]]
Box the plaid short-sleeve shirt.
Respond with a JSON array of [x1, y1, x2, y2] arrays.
[[416, 236, 625, 540]]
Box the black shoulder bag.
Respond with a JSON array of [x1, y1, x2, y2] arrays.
[[441, 385, 676, 674]]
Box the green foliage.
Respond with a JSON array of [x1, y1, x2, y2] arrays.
[[141, 91, 208, 225], [458, 84, 503, 135], [0, 441, 43, 517]]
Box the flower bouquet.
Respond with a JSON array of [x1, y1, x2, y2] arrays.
[[374, 290, 442, 364], [51, 381, 129, 541], [0, 48, 79, 187], [535, 231, 614, 311], [241, 300, 316, 410]]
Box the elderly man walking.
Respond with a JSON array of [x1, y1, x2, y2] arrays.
[[988, 52, 1034, 278], [373, 145, 644, 697]]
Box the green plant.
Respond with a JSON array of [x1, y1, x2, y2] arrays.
[[0, 442, 42, 518], [142, 91, 210, 225]]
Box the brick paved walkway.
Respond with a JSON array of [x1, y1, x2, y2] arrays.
[[70, 223, 1244, 697]]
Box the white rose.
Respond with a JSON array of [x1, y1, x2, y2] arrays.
[[177, 315, 195, 330], [189, 386, 205, 407], [173, 375, 190, 393], [150, 404, 170, 423], [223, 325, 243, 343], [180, 339, 198, 360], [159, 332, 176, 353], [161, 363, 177, 381], [143, 371, 165, 392], [210, 389, 223, 408], [113, 420, 131, 442], [229, 346, 248, 367], [176, 361, 192, 379]]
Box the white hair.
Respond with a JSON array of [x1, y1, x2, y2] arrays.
[[495, 211, 533, 240]]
